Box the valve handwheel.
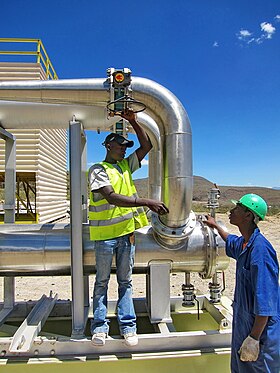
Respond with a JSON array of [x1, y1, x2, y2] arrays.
[[107, 94, 146, 115]]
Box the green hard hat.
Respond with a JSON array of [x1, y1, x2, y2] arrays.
[[232, 194, 268, 220]]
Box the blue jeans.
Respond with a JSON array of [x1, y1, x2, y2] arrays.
[[91, 234, 136, 336]]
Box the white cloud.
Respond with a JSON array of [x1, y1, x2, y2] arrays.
[[255, 37, 264, 45], [238, 29, 252, 39], [213, 41, 219, 48], [237, 15, 278, 46], [247, 38, 255, 44], [260, 22, 276, 38]]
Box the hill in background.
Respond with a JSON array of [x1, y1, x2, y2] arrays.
[[134, 176, 280, 212]]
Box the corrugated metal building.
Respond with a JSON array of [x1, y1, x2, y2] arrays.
[[0, 61, 68, 223]]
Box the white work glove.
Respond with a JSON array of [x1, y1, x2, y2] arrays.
[[239, 335, 260, 362]]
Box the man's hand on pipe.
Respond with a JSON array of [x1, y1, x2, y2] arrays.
[[143, 199, 169, 215], [203, 215, 218, 229]]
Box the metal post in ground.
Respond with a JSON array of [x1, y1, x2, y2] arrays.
[[69, 119, 86, 338], [0, 127, 16, 324]]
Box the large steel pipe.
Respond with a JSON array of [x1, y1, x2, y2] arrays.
[[0, 223, 229, 278], [0, 76, 192, 230], [132, 78, 192, 228], [137, 112, 161, 200]]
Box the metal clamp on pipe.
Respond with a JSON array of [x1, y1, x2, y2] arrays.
[[150, 211, 196, 250]]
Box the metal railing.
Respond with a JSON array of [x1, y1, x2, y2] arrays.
[[0, 38, 58, 80]]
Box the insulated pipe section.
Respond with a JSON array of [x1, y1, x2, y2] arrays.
[[0, 76, 192, 230], [131, 77, 193, 229], [0, 79, 110, 131], [137, 112, 161, 200], [0, 223, 229, 278], [0, 78, 108, 106]]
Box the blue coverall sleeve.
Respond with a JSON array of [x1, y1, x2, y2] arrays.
[[250, 240, 280, 316], [226, 234, 243, 260]]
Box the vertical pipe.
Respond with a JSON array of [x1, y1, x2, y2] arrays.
[[0, 128, 16, 311], [69, 120, 85, 337], [4, 135, 16, 223], [137, 112, 161, 201], [3, 277, 15, 309], [4, 136, 16, 308], [132, 77, 193, 228], [16, 179, 19, 219], [185, 272, 191, 286], [81, 131, 88, 224], [81, 130, 89, 309]]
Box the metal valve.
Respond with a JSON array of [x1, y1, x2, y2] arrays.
[[207, 184, 221, 218]]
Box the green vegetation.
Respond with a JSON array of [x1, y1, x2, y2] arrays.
[[191, 202, 231, 214], [267, 205, 280, 216]]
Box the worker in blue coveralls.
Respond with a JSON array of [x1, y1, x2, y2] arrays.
[[204, 193, 280, 373]]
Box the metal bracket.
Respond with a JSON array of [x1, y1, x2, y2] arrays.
[[9, 293, 57, 353], [0, 126, 16, 141], [146, 261, 172, 323]]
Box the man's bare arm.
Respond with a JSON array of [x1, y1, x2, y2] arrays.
[[96, 185, 169, 215]]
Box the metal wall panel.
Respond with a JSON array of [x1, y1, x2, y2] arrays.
[[37, 128, 67, 223], [0, 62, 67, 223]]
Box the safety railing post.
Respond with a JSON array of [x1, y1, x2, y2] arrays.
[[36, 40, 41, 64], [0, 38, 58, 80], [46, 59, 50, 80]]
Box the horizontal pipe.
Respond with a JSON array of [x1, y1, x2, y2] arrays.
[[0, 76, 192, 229], [0, 223, 229, 278]]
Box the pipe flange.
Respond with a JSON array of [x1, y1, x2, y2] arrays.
[[151, 211, 196, 250], [199, 223, 217, 279], [151, 210, 196, 238], [198, 220, 227, 279]]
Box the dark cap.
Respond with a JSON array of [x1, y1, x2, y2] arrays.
[[102, 133, 134, 148]]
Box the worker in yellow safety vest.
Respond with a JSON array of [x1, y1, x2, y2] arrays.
[[88, 109, 169, 347]]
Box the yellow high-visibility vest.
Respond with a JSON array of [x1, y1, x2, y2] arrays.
[[88, 159, 148, 241]]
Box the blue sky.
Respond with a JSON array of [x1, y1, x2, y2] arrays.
[[1, 0, 280, 187]]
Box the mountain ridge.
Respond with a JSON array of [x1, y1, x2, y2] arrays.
[[134, 176, 280, 207]]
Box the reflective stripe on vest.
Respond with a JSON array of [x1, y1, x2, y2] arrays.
[[88, 159, 148, 241], [89, 204, 145, 216], [89, 203, 115, 213], [89, 211, 134, 226]]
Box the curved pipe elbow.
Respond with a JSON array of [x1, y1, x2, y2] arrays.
[[132, 77, 193, 229]]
